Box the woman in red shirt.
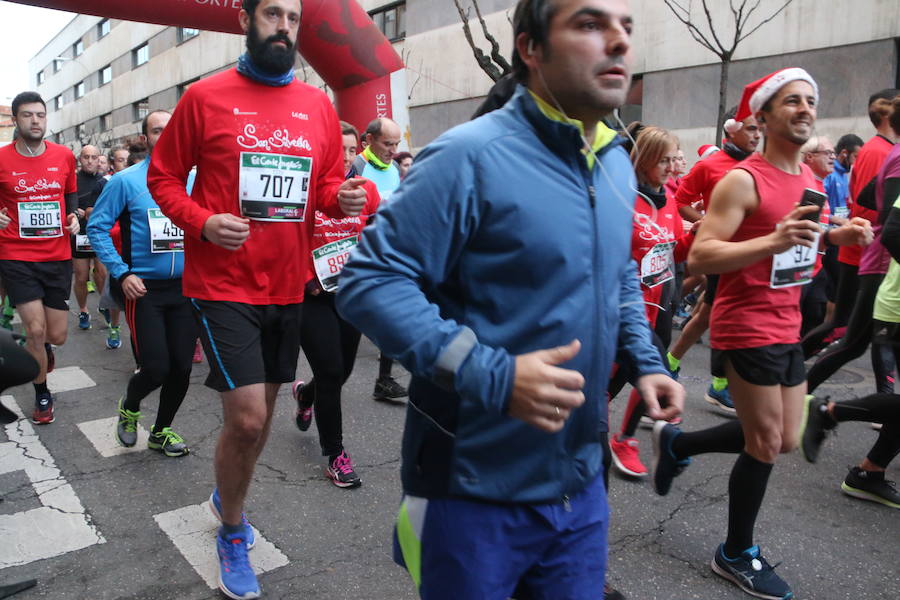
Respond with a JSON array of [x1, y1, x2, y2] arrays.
[[608, 126, 695, 477]]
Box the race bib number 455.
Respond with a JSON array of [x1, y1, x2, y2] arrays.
[[18, 201, 62, 238], [239, 152, 311, 222], [147, 208, 184, 253]]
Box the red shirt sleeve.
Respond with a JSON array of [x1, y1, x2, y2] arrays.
[[675, 165, 706, 208], [65, 153, 77, 194], [314, 105, 349, 220], [147, 88, 214, 240]]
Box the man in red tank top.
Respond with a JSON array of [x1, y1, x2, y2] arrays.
[[650, 69, 873, 600]]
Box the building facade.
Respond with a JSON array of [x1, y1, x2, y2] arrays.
[[30, 0, 900, 161]]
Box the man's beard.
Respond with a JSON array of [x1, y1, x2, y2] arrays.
[[246, 19, 296, 74]]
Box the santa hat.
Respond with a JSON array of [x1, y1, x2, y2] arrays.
[[697, 144, 719, 160], [724, 68, 819, 133]]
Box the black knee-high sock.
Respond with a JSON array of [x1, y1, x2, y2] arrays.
[[671, 420, 744, 459], [724, 452, 773, 558], [830, 393, 900, 425], [378, 354, 393, 378], [867, 423, 900, 468]]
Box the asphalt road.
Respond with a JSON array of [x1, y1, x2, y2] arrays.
[[0, 297, 897, 600]]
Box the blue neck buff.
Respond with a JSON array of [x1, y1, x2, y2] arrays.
[[236, 53, 295, 87]]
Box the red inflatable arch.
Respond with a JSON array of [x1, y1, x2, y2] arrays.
[[11, 0, 409, 147]]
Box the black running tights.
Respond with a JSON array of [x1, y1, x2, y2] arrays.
[[299, 291, 362, 457], [807, 274, 894, 394], [124, 279, 198, 432]]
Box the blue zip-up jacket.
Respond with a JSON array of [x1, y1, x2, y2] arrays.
[[337, 86, 666, 504], [88, 159, 194, 282], [824, 159, 850, 217]]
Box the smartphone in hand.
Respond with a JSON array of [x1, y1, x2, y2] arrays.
[[799, 188, 827, 222]]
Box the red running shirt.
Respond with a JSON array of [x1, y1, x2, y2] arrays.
[[148, 68, 345, 305], [675, 150, 741, 213], [308, 179, 381, 291], [838, 135, 893, 266], [0, 142, 76, 262], [711, 154, 818, 349], [631, 191, 693, 327]]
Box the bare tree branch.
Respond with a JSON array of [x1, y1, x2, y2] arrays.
[[662, 0, 720, 56], [738, 0, 793, 42], [453, 0, 504, 81], [473, 0, 512, 74], [700, 0, 728, 54], [742, 0, 765, 26]]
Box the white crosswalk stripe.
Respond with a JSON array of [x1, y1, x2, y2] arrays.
[[153, 503, 289, 589], [76, 416, 151, 457], [0, 396, 105, 568]]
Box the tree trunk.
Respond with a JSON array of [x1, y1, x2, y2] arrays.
[[715, 57, 730, 146]]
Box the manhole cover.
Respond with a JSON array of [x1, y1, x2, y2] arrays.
[[821, 368, 864, 385]]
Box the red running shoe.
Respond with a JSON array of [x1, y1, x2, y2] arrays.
[[32, 393, 55, 425], [610, 434, 647, 477]]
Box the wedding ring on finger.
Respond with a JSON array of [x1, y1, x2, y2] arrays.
[[555, 405, 561, 416]]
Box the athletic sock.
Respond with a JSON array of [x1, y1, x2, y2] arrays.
[[712, 376, 729, 392], [671, 420, 744, 459], [33, 382, 49, 397], [724, 452, 773, 558], [219, 522, 243, 537], [830, 393, 900, 425], [667, 352, 680, 372]]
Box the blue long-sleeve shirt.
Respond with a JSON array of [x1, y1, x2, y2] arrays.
[[88, 159, 194, 282], [337, 86, 666, 504]]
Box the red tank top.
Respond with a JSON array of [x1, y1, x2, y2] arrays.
[[711, 153, 818, 349]]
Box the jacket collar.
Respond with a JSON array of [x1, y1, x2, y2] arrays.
[[507, 84, 624, 163]]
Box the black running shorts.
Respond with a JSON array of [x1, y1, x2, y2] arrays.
[[0, 259, 72, 311], [191, 299, 302, 392], [712, 343, 806, 387]]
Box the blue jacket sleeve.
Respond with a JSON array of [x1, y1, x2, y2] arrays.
[[616, 261, 668, 379], [87, 175, 129, 281], [336, 137, 515, 416]]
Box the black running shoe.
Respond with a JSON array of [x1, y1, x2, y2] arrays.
[[292, 380, 313, 432], [373, 376, 408, 403], [325, 451, 362, 488], [799, 394, 835, 463], [651, 421, 690, 496], [841, 466, 900, 509], [711, 544, 793, 600], [147, 427, 189, 457]]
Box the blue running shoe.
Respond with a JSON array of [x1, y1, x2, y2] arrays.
[[78, 311, 91, 330], [106, 326, 122, 349], [216, 529, 260, 599], [651, 421, 691, 496], [704, 384, 736, 415], [711, 544, 793, 600], [209, 489, 255, 549]]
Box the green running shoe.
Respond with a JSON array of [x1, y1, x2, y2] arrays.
[[116, 397, 141, 447], [148, 426, 189, 457]]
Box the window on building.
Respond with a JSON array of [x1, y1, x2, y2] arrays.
[[370, 2, 406, 42], [100, 113, 111, 132], [53, 58, 64, 73], [177, 78, 200, 100], [37, 71, 45, 85], [133, 43, 149, 68], [75, 81, 85, 99], [178, 27, 200, 43], [77, 123, 86, 141], [133, 98, 149, 122], [56, 95, 64, 110], [98, 18, 110, 39], [73, 39, 84, 57], [99, 65, 112, 86]]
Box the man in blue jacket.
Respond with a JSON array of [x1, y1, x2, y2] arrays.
[[88, 109, 197, 458], [336, 1, 683, 598]]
